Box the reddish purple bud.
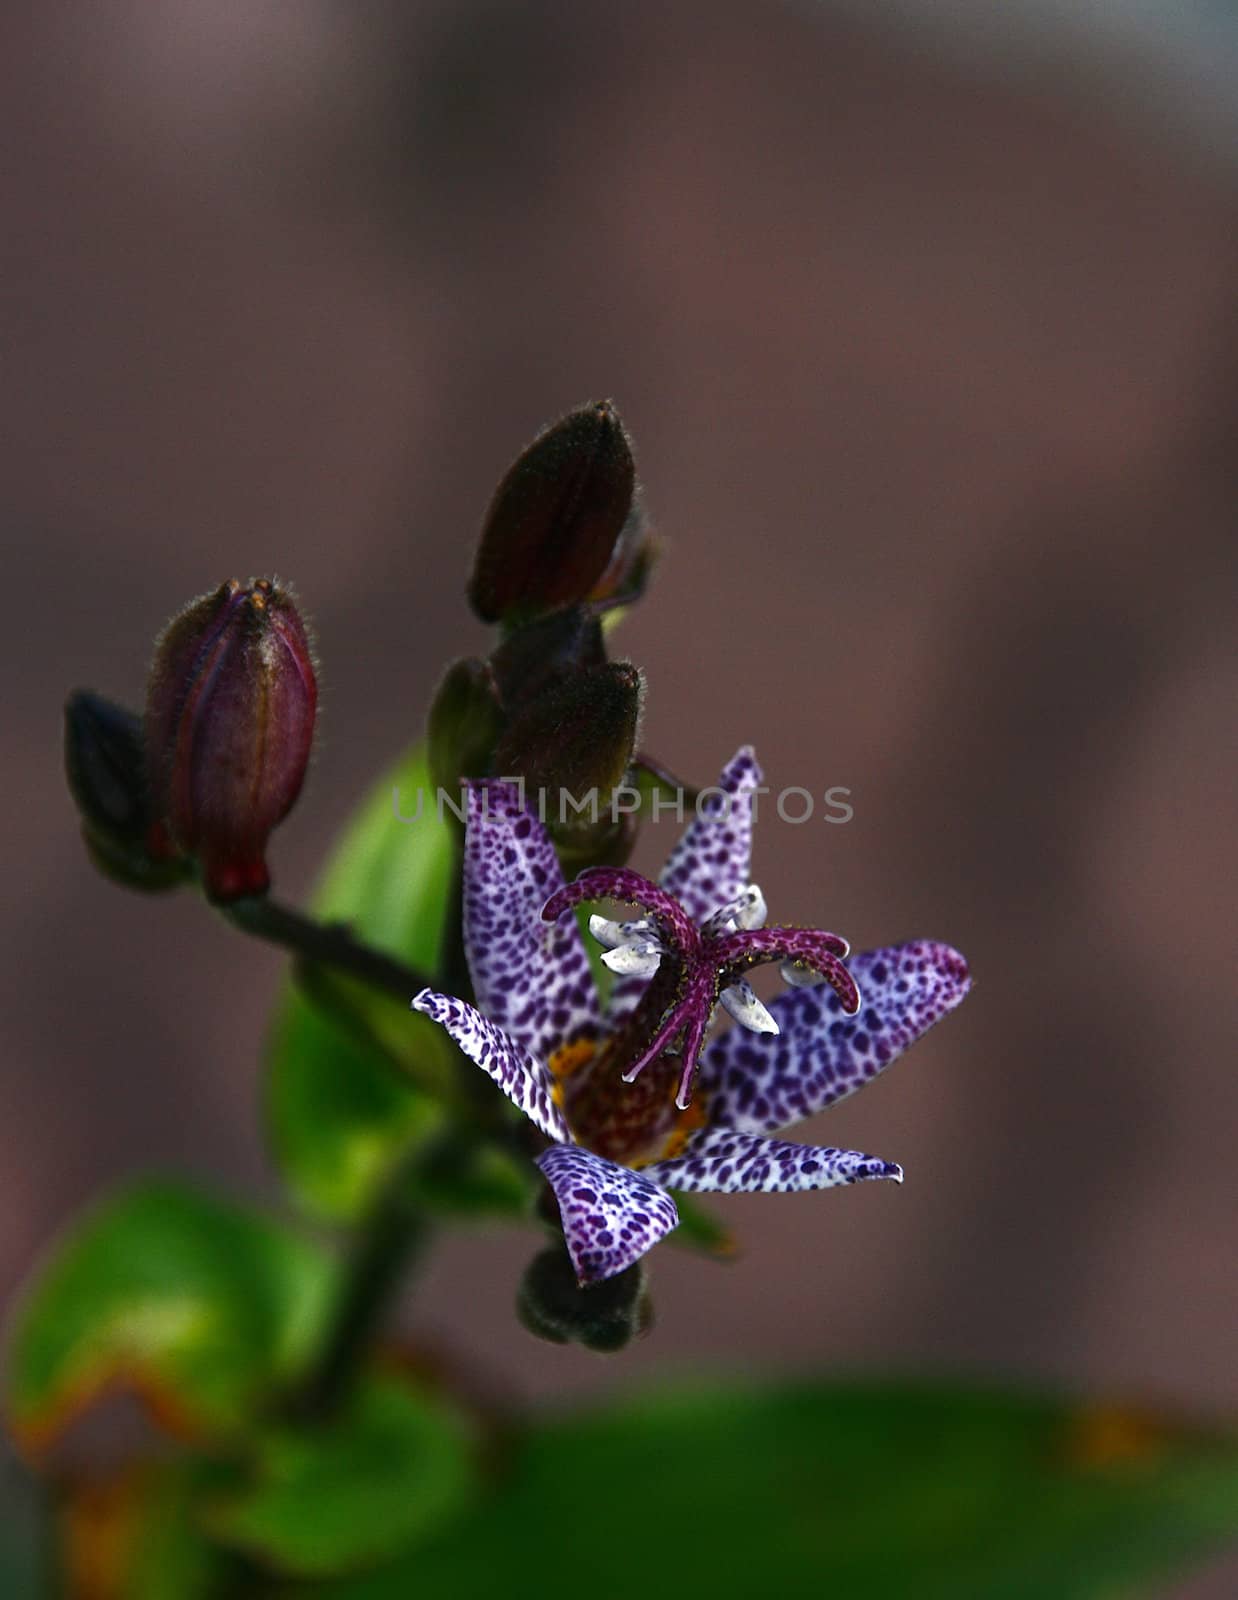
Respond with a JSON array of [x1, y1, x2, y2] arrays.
[[145, 579, 317, 901], [469, 401, 637, 624]]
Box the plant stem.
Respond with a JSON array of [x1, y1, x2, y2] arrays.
[[291, 1141, 436, 1422], [222, 894, 431, 1003]]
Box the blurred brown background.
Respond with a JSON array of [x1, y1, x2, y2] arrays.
[[2, 2, 1235, 1586]]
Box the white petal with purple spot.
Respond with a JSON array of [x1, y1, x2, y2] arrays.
[[702, 883, 768, 937], [657, 746, 763, 925], [643, 1126, 902, 1193], [698, 941, 971, 1136], [719, 978, 780, 1035], [537, 1144, 679, 1285], [588, 914, 655, 949], [412, 989, 570, 1144], [601, 941, 663, 977], [462, 782, 601, 1063]]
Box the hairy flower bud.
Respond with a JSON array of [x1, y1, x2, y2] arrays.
[[488, 606, 607, 713], [426, 658, 504, 794], [145, 579, 317, 901], [63, 691, 189, 891], [469, 401, 636, 624], [493, 662, 642, 822], [516, 1246, 652, 1352]]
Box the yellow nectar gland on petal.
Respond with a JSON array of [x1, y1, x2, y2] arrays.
[[549, 1037, 597, 1082], [650, 1090, 709, 1164], [548, 1036, 597, 1109], [546, 1032, 710, 1169]]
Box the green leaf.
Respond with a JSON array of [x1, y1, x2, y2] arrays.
[[125, 1473, 228, 1600], [209, 1373, 474, 1577], [53, 1459, 255, 1600], [266, 744, 459, 1223], [316, 1380, 1238, 1600], [5, 1182, 333, 1451]]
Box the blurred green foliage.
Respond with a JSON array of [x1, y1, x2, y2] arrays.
[[207, 1373, 475, 1577], [319, 1379, 1238, 1600], [5, 1376, 1235, 1596], [5, 1182, 333, 1451], [265, 745, 460, 1224]]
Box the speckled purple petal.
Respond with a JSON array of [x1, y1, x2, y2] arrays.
[[697, 941, 971, 1136], [537, 1144, 679, 1285], [463, 782, 601, 1063], [412, 988, 570, 1143], [658, 746, 763, 924], [643, 1127, 902, 1193]]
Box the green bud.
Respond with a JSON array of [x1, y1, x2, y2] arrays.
[[426, 658, 504, 794], [469, 401, 636, 625], [516, 1246, 652, 1352]]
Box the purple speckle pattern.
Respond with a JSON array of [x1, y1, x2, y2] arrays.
[[463, 782, 600, 1063], [543, 867, 699, 953], [643, 1127, 903, 1193], [412, 988, 571, 1144], [537, 1144, 680, 1285], [658, 746, 763, 924], [409, 752, 973, 1284], [697, 941, 971, 1136]]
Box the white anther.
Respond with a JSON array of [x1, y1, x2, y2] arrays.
[[779, 959, 821, 988], [703, 883, 768, 937], [735, 884, 767, 931], [601, 941, 663, 978], [589, 913, 657, 949], [719, 979, 780, 1035]]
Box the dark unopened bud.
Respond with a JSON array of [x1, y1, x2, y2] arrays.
[[516, 1246, 652, 1352], [493, 662, 642, 826], [469, 401, 636, 625], [145, 579, 317, 902], [64, 691, 189, 891], [488, 607, 607, 712], [426, 658, 504, 794]]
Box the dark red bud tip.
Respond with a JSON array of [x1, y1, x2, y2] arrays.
[[469, 401, 636, 625], [145, 579, 317, 902]]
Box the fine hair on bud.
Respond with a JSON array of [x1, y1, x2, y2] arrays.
[[516, 1246, 651, 1352], [493, 661, 644, 816], [469, 401, 636, 624], [145, 578, 317, 902]]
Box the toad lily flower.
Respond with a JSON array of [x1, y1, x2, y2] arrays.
[[413, 748, 970, 1285]]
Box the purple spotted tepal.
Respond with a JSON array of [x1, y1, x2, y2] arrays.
[[412, 748, 971, 1285]]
